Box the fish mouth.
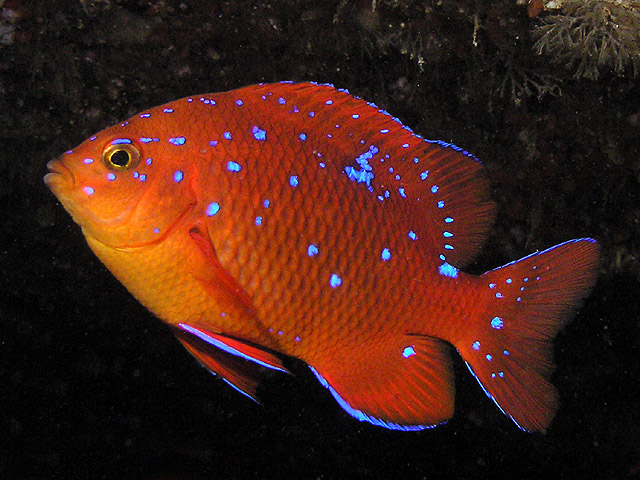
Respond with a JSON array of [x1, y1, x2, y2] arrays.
[[44, 158, 75, 190]]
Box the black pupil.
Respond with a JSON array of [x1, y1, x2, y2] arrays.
[[111, 150, 130, 167]]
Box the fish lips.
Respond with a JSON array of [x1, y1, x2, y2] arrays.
[[44, 158, 75, 195]]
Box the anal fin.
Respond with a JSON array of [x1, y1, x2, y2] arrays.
[[309, 335, 455, 430]]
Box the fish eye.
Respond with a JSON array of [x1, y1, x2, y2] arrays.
[[102, 143, 140, 171]]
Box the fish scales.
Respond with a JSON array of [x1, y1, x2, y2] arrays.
[[45, 82, 599, 432]]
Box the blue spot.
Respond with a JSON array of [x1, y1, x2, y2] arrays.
[[206, 202, 220, 216], [352, 114, 360, 119], [431, 185, 439, 193], [496, 293, 504, 298], [437, 201, 445, 209], [279, 97, 286, 105], [83, 186, 94, 195], [445, 217, 453, 223], [444, 244, 454, 250], [399, 188, 406, 198], [83, 158, 94, 164], [506, 278, 512, 284], [438, 262, 459, 278], [255, 216, 263, 226], [491, 317, 503, 329], [106, 172, 116, 181], [146, 158, 153, 165], [381, 248, 391, 261], [153, 228, 160, 234], [330, 273, 342, 288], [223, 131, 232, 140], [112, 138, 131, 145], [319, 162, 326, 168], [140, 137, 153, 143], [173, 170, 184, 183], [139, 174, 147, 182], [209, 140, 218, 147], [133, 171, 139, 179], [402, 346, 416, 358], [163, 108, 174, 113], [227, 161, 241, 172], [472, 341, 480, 351], [169, 136, 186, 146], [420, 170, 429, 180], [517, 296, 522, 302], [235, 99, 243, 106], [252, 125, 266, 141], [90, 136, 97, 141], [326, 100, 333, 105], [503, 350, 510, 356], [263, 199, 270, 208], [299, 133, 307, 141], [489, 283, 496, 289], [289, 175, 299, 187], [408, 230, 417, 240], [486, 354, 493, 361], [443, 231, 453, 238], [380, 129, 389, 134], [307, 244, 319, 257], [309, 111, 315, 117], [295, 336, 301, 342], [140, 113, 151, 118], [413, 157, 419, 164]]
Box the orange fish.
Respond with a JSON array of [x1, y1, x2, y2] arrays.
[[45, 82, 599, 432]]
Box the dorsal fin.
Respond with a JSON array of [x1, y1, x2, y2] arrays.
[[248, 82, 496, 268]]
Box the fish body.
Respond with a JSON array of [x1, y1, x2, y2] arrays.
[[45, 82, 599, 431]]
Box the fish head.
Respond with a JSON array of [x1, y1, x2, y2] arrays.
[[45, 117, 197, 249]]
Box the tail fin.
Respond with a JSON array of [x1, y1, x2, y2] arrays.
[[455, 238, 599, 431]]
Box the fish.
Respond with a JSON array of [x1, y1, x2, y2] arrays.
[[44, 81, 600, 432]]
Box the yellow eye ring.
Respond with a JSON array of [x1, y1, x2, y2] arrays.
[[102, 142, 141, 171]]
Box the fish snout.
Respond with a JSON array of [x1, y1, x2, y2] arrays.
[[44, 158, 74, 190]]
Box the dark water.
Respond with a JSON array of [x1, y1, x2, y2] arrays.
[[2, 1, 639, 479]]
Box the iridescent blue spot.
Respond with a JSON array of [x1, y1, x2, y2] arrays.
[[408, 230, 417, 240], [307, 244, 319, 257], [106, 172, 116, 181], [380, 129, 389, 134], [295, 336, 301, 342], [209, 140, 218, 147], [472, 341, 480, 351], [431, 185, 439, 193], [443, 231, 453, 238], [279, 97, 286, 105], [330, 273, 342, 288], [289, 175, 299, 187], [112, 138, 132, 145], [83, 158, 94, 164], [402, 143, 409, 148], [402, 346, 416, 358], [445, 217, 453, 223], [489, 283, 496, 289], [140, 113, 151, 118], [399, 188, 406, 198], [90, 136, 97, 141], [255, 216, 262, 226], [223, 131, 232, 140], [83, 186, 95, 195], [252, 125, 266, 141], [491, 317, 503, 329], [395, 175, 401, 180], [169, 136, 186, 146], [227, 161, 241, 172], [173, 170, 184, 183], [352, 114, 360, 119], [263, 199, 270, 208], [413, 157, 419, 163], [503, 350, 510, 356], [153, 228, 160, 234], [444, 244, 454, 250], [132, 171, 139, 179], [381, 248, 391, 261], [437, 201, 445, 208], [206, 202, 220, 216], [299, 133, 307, 141], [496, 293, 504, 298], [140, 137, 153, 143], [163, 108, 174, 113], [146, 158, 153, 165], [486, 354, 493, 361], [319, 162, 326, 168], [506, 278, 512, 284], [309, 111, 315, 117], [384, 190, 390, 198], [438, 262, 458, 278], [498, 371, 504, 378], [139, 174, 146, 182], [517, 297, 522, 302], [326, 100, 333, 105], [235, 99, 243, 106], [420, 170, 429, 180]]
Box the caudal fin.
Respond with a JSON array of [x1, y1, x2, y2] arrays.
[[456, 238, 599, 431]]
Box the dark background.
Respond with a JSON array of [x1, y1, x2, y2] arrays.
[[2, 1, 639, 479]]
